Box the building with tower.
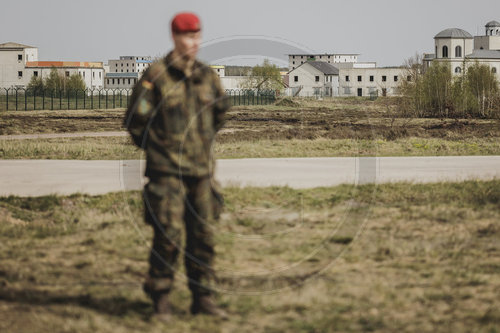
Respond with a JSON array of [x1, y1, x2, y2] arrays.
[[424, 20, 500, 79]]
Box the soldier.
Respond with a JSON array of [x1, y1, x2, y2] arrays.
[[124, 12, 231, 321]]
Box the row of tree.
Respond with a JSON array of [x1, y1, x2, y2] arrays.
[[27, 67, 86, 92], [398, 56, 499, 118]]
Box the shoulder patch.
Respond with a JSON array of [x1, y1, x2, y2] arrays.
[[142, 80, 154, 90]]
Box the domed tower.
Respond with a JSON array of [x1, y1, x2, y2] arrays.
[[485, 20, 500, 36], [434, 28, 473, 59], [434, 28, 473, 74], [474, 21, 500, 51]]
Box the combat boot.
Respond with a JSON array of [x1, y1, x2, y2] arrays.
[[151, 292, 174, 322], [190, 294, 229, 320], [143, 277, 174, 322]]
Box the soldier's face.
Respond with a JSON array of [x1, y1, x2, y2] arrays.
[[172, 31, 201, 60]]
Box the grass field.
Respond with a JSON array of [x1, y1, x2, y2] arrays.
[[1, 98, 499, 159], [0, 136, 499, 160], [0, 181, 499, 332]]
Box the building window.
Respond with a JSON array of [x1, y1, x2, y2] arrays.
[[128, 78, 131, 84], [394, 75, 398, 82], [345, 75, 350, 82], [18, 54, 22, 61], [99, 72, 101, 78], [455, 46, 462, 58], [83, 72, 85, 78], [294, 76, 298, 82], [134, 78, 137, 83], [115, 64, 118, 67], [315, 76, 320, 82], [455, 67, 462, 73], [18, 71, 23, 78], [33, 71, 38, 77], [492, 67, 497, 74], [442, 45, 448, 58], [293, 61, 295, 65], [121, 63, 123, 66], [357, 75, 362, 82], [382, 76, 387, 82], [292, 55, 295, 59], [369, 75, 374, 82], [66, 71, 70, 77], [127, 69, 129, 72], [127, 63, 129, 66], [112, 79, 115, 84], [328, 55, 331, 59], [107, 79, 109, 84]]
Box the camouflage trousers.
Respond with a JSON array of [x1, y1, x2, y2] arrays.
[[142, 174, 223, 297]]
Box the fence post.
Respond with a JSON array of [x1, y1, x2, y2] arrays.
[[5, 88, 8, 110], [42, 89, 45, 110], [24, 89, 27, 110], [113, 90, 115, 109]]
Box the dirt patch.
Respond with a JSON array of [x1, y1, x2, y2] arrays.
[[274, 98, 300, 107]]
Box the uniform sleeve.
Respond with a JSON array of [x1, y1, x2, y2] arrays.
[[124, 70, 159, 148], [212, 72, 231, 132]]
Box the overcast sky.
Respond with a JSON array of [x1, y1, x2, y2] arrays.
[[2, 0, 499, 67]]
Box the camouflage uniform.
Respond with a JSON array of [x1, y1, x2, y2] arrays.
[[124, 51, 230, 298]]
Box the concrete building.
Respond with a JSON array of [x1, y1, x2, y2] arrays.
[[105, 72, 138, 89], [287, 55, 405, 97], [24, 61, 105, 90], [338, 65, 406, 97], [288, 53, 358, 71], [424, 21, 500, 80], [210, 65, 225, 77], [0, 42, 38, 89], [105, 56, 152, 89], [108, 56, 152, 75], [288, 61, 339, 97]]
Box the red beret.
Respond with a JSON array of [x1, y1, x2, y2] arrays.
[[171, 12, 201, 33]]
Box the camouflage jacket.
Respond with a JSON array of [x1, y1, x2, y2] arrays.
[[124, 51, 230, 177]]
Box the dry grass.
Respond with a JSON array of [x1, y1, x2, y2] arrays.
[[0, 181, 498, 332], [1, 136, 498, 160]]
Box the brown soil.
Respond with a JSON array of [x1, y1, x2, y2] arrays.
[[1, 104, 498, 141]]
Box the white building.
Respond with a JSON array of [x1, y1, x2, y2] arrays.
[[210, 65, 225, 77], [105, 56, 152, 89], [288, 61, 339, 97], [105, 72, 138, 89], [288, 55, 405, 97], [425, 21, 500, 79], [24, 61, 105, 90], [288, 53, 358, 71], [0, 42, 38, 89], [108, 56, 152, 74], [338, 65, 406, 97]]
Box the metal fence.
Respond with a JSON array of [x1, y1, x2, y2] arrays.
[[0, 88, 276, 111], [225, 89, 276, 106]]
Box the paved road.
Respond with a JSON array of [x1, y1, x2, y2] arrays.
[[0, 156, 498, 196]]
